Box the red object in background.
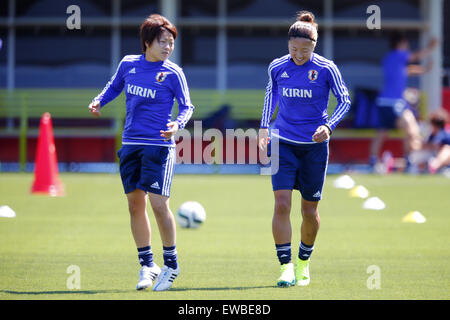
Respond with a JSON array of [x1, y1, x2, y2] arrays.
[[443, 87, 450, 114], [328, 138, 403, 163], [31, 113, 64, 196], [0, 136, 403, 164], [0, 137, 117, 162]]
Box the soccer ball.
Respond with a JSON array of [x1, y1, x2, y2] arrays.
[[176, 201, 206, 229]]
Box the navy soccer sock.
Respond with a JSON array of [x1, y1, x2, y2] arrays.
[[163, 245, 178, 269], [275, 243, 291, 265], [298, 241, 314, 261], [137, 245, 154, 267]]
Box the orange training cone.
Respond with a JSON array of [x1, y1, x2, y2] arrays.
[[31, 112, 64, 196]]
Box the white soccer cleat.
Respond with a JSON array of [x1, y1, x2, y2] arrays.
[[277, 262, 295, 287], [153, 265, 180, 291], [136, 264, 161, 290]]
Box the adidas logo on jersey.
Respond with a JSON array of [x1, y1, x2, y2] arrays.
[[129, 68, 136, 74], [281, 71, 289, 78], [312, 191, 321, 198], [151, 182, 160, 189]]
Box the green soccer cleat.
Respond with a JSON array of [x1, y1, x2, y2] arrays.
[[277, 262, 295, 287], [295, 257, 310, 286]]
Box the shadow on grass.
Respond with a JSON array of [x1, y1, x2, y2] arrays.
[[170, 285, 276, 292], [2, 285, 278, 295], [1, 289, 128, 295]]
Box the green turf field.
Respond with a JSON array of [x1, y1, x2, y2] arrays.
[[0, 173, 449, 300]]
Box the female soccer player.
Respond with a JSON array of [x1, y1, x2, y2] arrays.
[[88, 14, 194, 291], [259, 11, 350, 287]]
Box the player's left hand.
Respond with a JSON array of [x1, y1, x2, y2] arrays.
[[312, 125, 330, 143], [160, 121, 179, 140]]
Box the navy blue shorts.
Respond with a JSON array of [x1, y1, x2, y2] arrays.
[[271, 140, 329, 202], [377, 99, 409, 129], [377, 106, 398, 129], [117, 144, 176, 197]]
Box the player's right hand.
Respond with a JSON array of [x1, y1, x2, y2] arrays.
[[258, 128, 270, 151], [428, 37, 438, 50], [88, 101, 101, 117]]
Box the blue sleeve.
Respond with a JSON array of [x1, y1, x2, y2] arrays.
[[403, 50, 411, 64], [92, 58, 126, 108], [325, 62, 351, 131], [433, 130, 450, 146], [260, 63, 278, 128], [171, 68, 194, 130]]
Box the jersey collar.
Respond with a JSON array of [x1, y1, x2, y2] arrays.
[[140, 54, 165, 68]]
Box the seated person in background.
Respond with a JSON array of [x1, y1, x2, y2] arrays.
[[426, 109, 450, 173]]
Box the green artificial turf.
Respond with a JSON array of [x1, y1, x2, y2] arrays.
[[0, 173, 449, 300]]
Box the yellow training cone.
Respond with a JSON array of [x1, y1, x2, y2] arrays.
[[402, 211, 426, 224], [349, 185, 369, 199]]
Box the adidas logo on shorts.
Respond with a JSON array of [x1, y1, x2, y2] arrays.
[[312, 191, 321, 198], [151, 182, 160, 189]]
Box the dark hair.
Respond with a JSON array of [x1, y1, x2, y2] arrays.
[[140, 14, 178, 53], [288, 11, 318, 42], [389, 32, 409, 49], [430, 109, 449, 130]]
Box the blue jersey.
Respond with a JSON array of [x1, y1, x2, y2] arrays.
[[93, 54, 194, 147], [378, 49, 410, 104], [428, 129, 450, 146], [261, 53, 351, 143]]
